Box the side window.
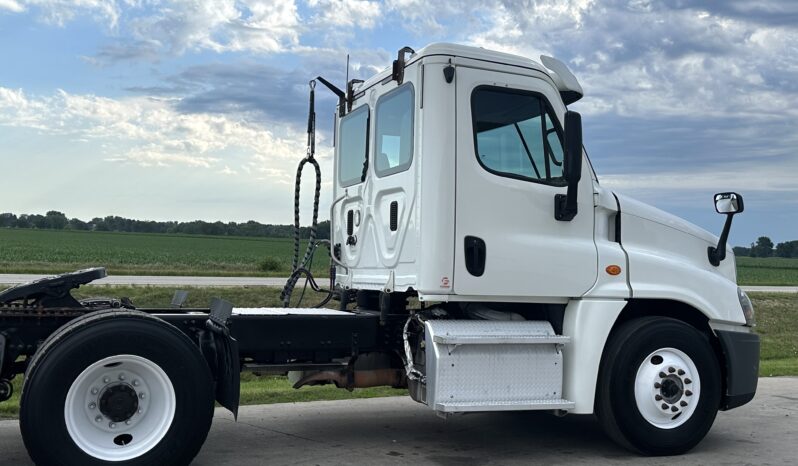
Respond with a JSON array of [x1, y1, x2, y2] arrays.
[[338, 105, 369, 187], [375, 84, 414, 177], [472, 87, 565, 184]]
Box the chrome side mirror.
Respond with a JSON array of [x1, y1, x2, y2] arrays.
[[714, 192, 744, 214]]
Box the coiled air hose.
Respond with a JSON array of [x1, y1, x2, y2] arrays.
[[281, 80, 335, 308]]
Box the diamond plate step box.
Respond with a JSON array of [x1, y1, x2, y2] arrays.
[[425, 320, 574, 413]]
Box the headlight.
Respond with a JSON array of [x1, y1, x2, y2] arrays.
[[737, 287, 755, 327]]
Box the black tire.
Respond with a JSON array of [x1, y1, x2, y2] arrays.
[[596, 317, 721, 456], [20, 310, 214, 466]]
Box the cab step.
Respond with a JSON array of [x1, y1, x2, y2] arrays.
[[424, 320, 571, 414], [435, 398, 575, 412]]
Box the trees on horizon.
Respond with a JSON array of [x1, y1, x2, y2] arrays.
[[0, 211, 330, 240]]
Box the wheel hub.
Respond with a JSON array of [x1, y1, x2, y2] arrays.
[[99, 384, 139, 422], [659, 375, 683, 403]]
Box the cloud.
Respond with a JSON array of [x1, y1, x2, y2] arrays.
[[307, 0, 381, 28], [18, 0, 122, 27], [0, 86, 312, 180], [0, 0, 24, 13], [126, 0, 302, 55]]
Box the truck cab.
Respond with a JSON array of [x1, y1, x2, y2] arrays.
[[331, 43, 759, 454]]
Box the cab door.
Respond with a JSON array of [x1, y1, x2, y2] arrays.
[[453, 66, 597, 298]]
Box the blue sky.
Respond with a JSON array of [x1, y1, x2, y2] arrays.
[[1, 0, 796, 247]]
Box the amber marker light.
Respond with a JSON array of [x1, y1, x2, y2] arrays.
[[606, 265, 622, 276]]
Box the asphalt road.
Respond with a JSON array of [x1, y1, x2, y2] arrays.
[[1, 377, 795, 465], [0, 273, 796, 293]]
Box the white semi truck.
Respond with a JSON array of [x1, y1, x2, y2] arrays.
[[0, 43, 758, 465]]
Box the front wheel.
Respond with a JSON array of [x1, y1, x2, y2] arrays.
[[20, 310, 214, 465], [596, 317, 721, 456]]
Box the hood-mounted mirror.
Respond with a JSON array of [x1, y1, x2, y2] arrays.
[[714, 192, 744, 214], [708, 192, 744, 266]]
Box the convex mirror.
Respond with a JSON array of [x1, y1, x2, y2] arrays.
[[714, 192, 744, 214]]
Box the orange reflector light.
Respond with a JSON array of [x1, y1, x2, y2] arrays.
[[606, 265, 622, 276]]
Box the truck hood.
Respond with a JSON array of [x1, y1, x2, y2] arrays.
[[614, 193, 718, 245], [613, 192, 736, 284]]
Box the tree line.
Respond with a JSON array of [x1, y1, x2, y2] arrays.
[[0, 211, 330, 240], [733, 236, 798, 258]]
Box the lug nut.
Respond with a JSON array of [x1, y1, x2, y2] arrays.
[[109, 422, 116, 429], [88, 402, 96, 409], [91, 388, 99, 395], [118, 374, 125, 381], [103, 377, 110, 384], [139, 393, 146, 399], [677, 369, 685, 376], [668, 367, 675, 373], [680, 401, 688, 407], [671, 406, 678, 412], [655, 395, 663, 401], [684, 378, 692, 384], [132, 380, 140, 387], [661, 403, 669, 410], [95, 415, 103, 423], [685, 390, 693, 396], [654, 382, 661, 389], [659, 372, 667, 378], [125, 420, 131, 425], [138, 409, 143, 414]]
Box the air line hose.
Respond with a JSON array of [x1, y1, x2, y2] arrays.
[[280, 80, 335, 308]]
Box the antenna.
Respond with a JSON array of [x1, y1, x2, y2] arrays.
[[345, 53, 350, 89]]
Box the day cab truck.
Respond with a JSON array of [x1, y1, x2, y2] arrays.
[[0, 43, 759, 465]]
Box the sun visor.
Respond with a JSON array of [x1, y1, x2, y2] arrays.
[[540, 55, 583, 105]]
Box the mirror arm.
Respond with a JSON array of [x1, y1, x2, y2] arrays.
[[554, 182, 578, 221], [708, 214, 734, 266]]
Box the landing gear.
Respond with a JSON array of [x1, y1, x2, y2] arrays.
[[596, 317, 720, 456]]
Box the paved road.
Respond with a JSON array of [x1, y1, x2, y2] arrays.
[[1, 377, 796, 465], [1, 273, 796, 293]]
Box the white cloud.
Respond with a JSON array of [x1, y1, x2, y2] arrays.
[[19, 0, 123, 27], [127, 0, 301, 54], [307, 0, 381, 29], [0, 86, 311, 181], [0, 0, 24, 12]]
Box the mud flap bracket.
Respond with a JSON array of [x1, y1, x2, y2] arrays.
[[204, 298, 241, 419]]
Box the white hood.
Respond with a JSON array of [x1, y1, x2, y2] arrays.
[[611, 191, 743, 324]]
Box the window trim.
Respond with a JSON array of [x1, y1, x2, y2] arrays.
[[338, 104, 371, 188], [470, 85, 568, 188], [374, 83, 415, 178]]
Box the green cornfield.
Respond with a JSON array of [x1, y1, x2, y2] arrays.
[[0, 228, 328, 277]]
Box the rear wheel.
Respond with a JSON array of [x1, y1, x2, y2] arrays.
[[20, 310, 214, 466], [596, 317, 721, 456]]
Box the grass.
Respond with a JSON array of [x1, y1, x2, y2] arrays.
[[0, 287, 794, 419], [0, 228, 328, 277], [736, 256, 798, 286], [750, 292, 798, 376]]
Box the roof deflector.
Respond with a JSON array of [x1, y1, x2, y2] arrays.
[[540, 55, 583, 105]]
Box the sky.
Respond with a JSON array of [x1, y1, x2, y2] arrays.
[[0, 0, 796, 247]]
